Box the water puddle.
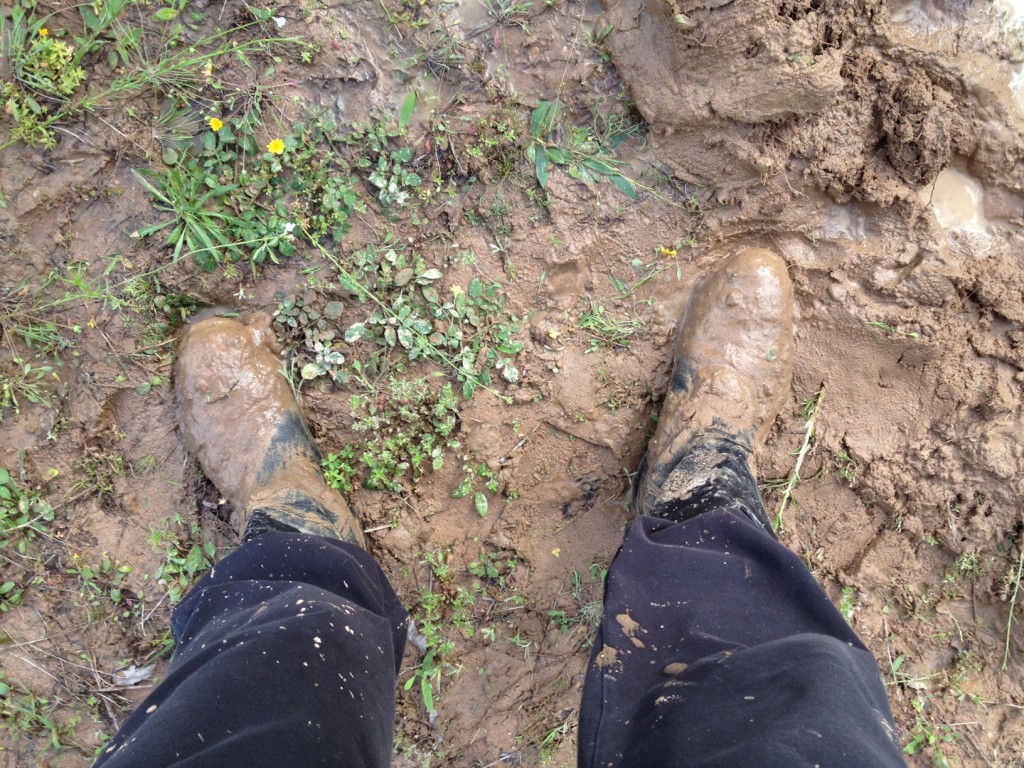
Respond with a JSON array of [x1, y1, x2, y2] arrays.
[[453, 0, 491, 31], [821, 204, 870, 241], [921, 167, 989, 232]]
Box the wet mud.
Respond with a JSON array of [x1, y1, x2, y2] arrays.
[[2, 0, 1024, 765]]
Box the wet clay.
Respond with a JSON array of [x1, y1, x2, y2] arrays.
[[175, 313, 362, 544]]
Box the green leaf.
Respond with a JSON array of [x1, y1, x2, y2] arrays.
[[474, 492, 489, 517], [530, 100, 561, 139], [398, 91, 417, 131], [301, 363, 324, 380], [535, 146, 550, 188], [451, 476, 473, 499], [546, 147, 570, 165], [583, 157, 617, 176], [421, 675, 435, 713], [344, 323, 367, 343], [154, 7, 178, 21], [611, 173, 639, 200], [421, 285, 440, 305]]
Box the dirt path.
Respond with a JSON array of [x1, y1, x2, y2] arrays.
[[1, 0, 1023, 765]]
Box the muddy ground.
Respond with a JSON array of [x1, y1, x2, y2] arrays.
[[2, 0, 1024, 765]]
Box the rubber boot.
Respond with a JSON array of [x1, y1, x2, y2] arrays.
[[175, 312, 364, 547], [632, 248, 794, 533]]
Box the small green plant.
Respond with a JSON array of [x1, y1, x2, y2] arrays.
[[451, 459, 501, 517], [527, 100, 638, 199], [66, 551, 135, 622], [835, 450, 858, 486], [866, 320, 920, 339], [839, 586, 857, 623], [548, 567, 604, 647], [347, 103, 424, 210], [0, 465, 55, 553], [0, 5, 88, 147], [273, 294, 348, 384], [903, 696, 960, 767], [575, 300, 644, 352], [0, 676, 81, 753], [135, 107, 361, 271], [467, 551, 517, 588], [323, 446, 358, 494], [149, 516, 216, 605], [324, 376, 460, 493], [342, 245, 523, 398], [482, 0, 532, 28]]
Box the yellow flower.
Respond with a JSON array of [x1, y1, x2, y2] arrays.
[[39, 28, 49, 37], [209, 117, 223, 132], [267, 138, 285, 155], [658, 245, 678, 258]]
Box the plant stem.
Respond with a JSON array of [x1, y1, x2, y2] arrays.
[[773, 388, 824, 532], [1003, 531, 1024, 670]]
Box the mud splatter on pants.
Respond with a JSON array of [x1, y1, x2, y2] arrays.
[[93, 533, 408, 767], [94, 513, 906, 767]]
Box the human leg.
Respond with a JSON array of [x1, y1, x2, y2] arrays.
[[579, 250, 905, 768], [95, 533, 407, 768], [94, 314, 408, 768]]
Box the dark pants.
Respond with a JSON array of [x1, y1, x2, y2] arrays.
[[94, 513, 905, 768]]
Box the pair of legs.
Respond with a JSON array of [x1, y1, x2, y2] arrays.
[[94, 251, 906, 767]]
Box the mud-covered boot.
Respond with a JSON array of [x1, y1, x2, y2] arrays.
[[632, 248, 794, 534], [175, 312, 365, 547]]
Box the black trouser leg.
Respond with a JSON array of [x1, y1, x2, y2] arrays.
[[578, 509, 906, 768], [94, 532, 408, 768]]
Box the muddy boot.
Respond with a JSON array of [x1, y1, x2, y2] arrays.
[[632, 248, 793, 534], [175, 312, 365, 547]]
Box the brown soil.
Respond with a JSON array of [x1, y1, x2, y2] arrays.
[[2, 0, 1024, 766]]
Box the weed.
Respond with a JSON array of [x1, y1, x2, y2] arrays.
[[2, 3, 308, 151], [451, 459, 501, 517], [483, 0, 533, 27], [527, 100, 638, 199], [149, 515, 216, 605], [341, 240, 523, 399], [771, 388, 824, 532], [866, 321, 920, 340], [839, 586, 857, 623], [0, 676, 81, 753], [135, 107, 360, 272], [323, 446, 358, 494], [66, 551, 135, 622], [0, 465, 55, 554], [347, 110, 424, 210], [1000, 533, 1024, 669], [323, 376, 460, 493], [273, 294, 348, 384], [835, 449, 858, 486], [575, 300, 644, 352], [903, 696, 960, 767]]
